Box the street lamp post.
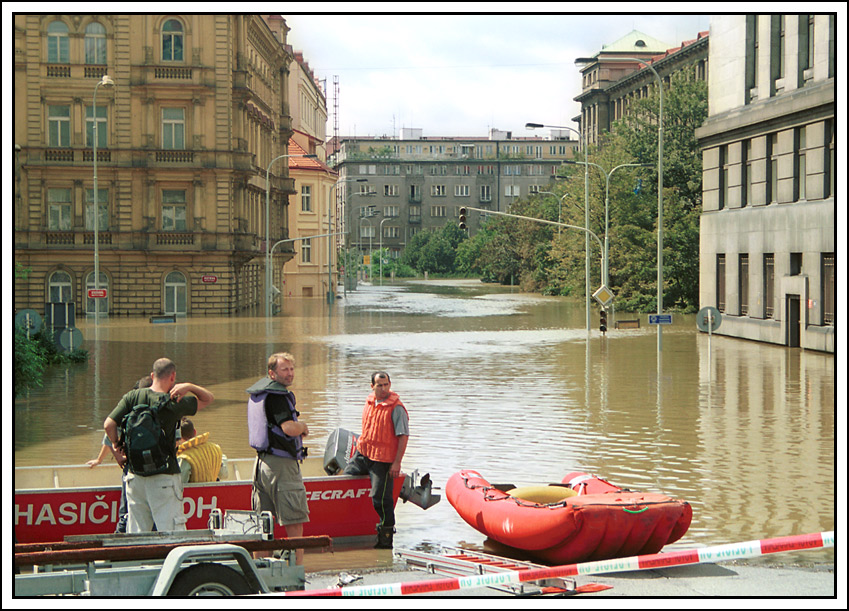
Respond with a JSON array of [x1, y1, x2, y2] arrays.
[[563, 161, 652, 289], [378, 216, 391, 285], [618, 58, 664, 352], [265, 153, 317, 317], [331, 178, 367, 299], [526, 122, 590, 334], [92, 74, 114, 323], [538, 190, 569, 235]]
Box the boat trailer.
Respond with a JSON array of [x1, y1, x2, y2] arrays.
[[396, 547, 612, 596], [14, 509, 331, 596]]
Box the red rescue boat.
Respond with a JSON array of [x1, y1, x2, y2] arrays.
[[446, 469, 692, 565]]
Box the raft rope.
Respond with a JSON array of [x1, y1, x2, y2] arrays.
[[462, 474, 678, 511]]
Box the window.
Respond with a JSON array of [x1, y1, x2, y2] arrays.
[[739, 254, 749, 315], [454, 185, 470, 197], [48, 271, 73, 303], [162, 19, 184, 62], [358, 164, 376, 175], [770, 15, 785, 93], [383, 184, 399, 197], [430, 206, 446, 217], [431, 185, 446, 197], [409, 185, 421, 202], [162, 189, 187, 231], [383, 206, 399, 217], [718, 145, 728, 210], [505, 185, 520, 197], [162, 108, 185, 149], [300, 238, 312, 263], [766, 134, 778, 203], [48, 105, 71, 147], [716, 254, 726, 312], [825, 119, 834, 198], [85, 188, 108, 230], [360, 225, 375, 238], [164, 271, 187, 315], [48, 188, 72, 230], [790, 252, 802, 276], [745, 15, 758, 103], [409, 205, 421, 223], [743, 140, 752, 207], [480, 185, 492, 202], [529, 185, 541, 195], [822, 253, 834, 325], [47, 21, 70, 63], [301, 185, 312, 212], [86, 272, 109, 315], [85, 22, 107, 64], [383, 226, 399, 238], [764, 254, 775, 318], [796, 126, 807, 201], [86, 105, 109, 148], [799, 15, 814, 82], [456, 165, 470, 176]]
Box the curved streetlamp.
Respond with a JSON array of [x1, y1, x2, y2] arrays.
[[563, 161, 652, 289], [526, 122, 590, 334], [92, 74, 114, 323], [265, 153, 317, 317], [616, 58, 664, 352]]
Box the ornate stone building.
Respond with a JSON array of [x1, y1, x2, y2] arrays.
[[14, 14, 298, 317]]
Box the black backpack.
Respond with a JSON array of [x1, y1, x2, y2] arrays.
[[120, 394, 172, 476]]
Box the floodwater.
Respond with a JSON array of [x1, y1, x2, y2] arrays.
[[13, 279, 835, 566]]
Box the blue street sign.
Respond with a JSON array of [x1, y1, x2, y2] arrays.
[[649, 314, 673, 325]]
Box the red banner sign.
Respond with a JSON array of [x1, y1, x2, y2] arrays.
[[87, 289, 108, 298], [201, 275, 218, 284]]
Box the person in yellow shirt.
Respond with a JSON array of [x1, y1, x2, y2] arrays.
[[176, 418, 226, 483]]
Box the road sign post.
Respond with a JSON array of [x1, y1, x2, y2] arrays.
[[649, 314, 672, 325]]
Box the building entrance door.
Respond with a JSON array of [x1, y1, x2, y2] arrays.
[[786, 294, 801, 348]]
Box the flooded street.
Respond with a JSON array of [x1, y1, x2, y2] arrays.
[[14, 279, 835, 565]]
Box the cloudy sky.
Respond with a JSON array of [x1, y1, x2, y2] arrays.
[[284, 12, 711, 140]]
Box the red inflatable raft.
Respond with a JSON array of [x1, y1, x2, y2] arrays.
[[446, 470, 692, 565]]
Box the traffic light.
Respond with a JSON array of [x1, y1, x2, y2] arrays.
[[599, 309, 608, 334], [458, 207, 468, 230]]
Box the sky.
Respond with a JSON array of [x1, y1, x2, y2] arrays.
[[284, 12, 711, 140]]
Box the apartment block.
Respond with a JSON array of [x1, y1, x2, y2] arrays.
[[334, 128, 579, 265]]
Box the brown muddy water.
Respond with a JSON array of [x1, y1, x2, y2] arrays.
[[13, 279, 835, 566]]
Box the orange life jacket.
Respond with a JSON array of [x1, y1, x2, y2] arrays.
[[357, 391, 407, 463]]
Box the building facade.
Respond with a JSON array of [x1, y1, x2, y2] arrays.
[[334, 128, 579, 268], [696, 15, 835, 352], [14, 14, 298, 318], [574, 30, 709, 146]]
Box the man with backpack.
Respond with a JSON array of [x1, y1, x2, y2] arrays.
[[104, 358, 214, 533]]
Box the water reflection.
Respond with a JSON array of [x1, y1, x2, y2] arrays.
[[13, 279, 834, 565]]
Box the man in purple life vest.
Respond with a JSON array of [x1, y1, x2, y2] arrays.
[[344, 371, 409, 549], [246, 352, 310, 565]]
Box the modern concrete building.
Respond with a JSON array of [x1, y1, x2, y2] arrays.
[[334, 128, 579, 267], [13, 14, 299, 317], [696, 15, 835, 352]]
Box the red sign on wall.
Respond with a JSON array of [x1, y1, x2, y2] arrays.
[[87, 289, 108, 298], [201, 275, 218, 284]]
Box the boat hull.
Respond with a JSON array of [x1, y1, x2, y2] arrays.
[[447, 470, 692, 565], [14, 458, 402, 544]]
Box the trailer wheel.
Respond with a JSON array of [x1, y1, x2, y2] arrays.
[[167, 563, 253, 596]]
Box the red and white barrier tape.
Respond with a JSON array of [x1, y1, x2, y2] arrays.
[[284, 531, 834, 597]]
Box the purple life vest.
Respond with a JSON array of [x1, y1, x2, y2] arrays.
[[247, 389, 305, 461]]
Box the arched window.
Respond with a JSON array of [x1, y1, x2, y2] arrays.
[[162, 19, 184, 62], [85, 22, 107, 65], [85, 271, 109, 316], [48, 271, 73, 303], [47, 21, 70, 64], [164, 271, 187, 315]]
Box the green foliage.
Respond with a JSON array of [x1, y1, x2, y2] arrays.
[[14, 325, 46, 398], [400, 222, 470, 275]]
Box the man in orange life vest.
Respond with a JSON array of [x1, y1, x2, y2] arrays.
[[344, 371, 409, 549]]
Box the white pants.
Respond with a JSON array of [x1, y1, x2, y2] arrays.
[[124, 471, 186, 533]]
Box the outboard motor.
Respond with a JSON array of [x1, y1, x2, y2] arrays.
[[323, 428, 359, 475], [399, 469, 441, 509]]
